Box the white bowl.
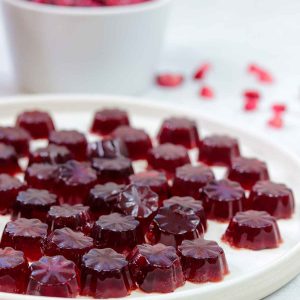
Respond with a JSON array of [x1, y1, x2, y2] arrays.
[[2, 0, 171, 94]]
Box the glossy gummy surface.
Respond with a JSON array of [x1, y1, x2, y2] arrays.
[[0, 143, 21, 175]]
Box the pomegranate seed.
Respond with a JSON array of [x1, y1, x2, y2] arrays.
[[193, 63, 211, 80], [268, 115, 283, 129], [272, 103, 287, 114], [243, 90, 260, 101], [244, 99, 258, 111], [247, 64, 273, 84], [156, 74, 184, 88], [199, 86, 214, 99]]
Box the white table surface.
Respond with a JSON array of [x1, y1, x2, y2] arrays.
[[0, 0, 300, 298]]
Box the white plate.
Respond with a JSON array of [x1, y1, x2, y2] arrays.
[[0, 95, 299, 300]]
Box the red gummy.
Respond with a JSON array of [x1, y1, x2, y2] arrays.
[[268, 115, 284, 129], [147, 207, 204, 247], [0, 143, 21, 175], [156, 73, 184, 88], [227, 157, 270, 190], [199, 86, 214, 99], [171, 164, 215, 200], [193, 63, 211, 80], [201, 179, 247, 221], [147, 143, 191, 178], [0, 174, 25, 214], [91, 109, 130, 136], [91, 213, 144, 255], [157, 117, 200, 149], [163, 196, 207, 231], [47, 204, 92, 233], [129, 170, 169, 202], [198, 135, 240, 167], [13, 188, 58, 222], [0, 218, 48, 261], [222, 210, 282, 250], [49, 130, 87, 161], [250, 180, 295, 219], [0, 247, 29, 294], [178, 238, 228, 282], [91, 157, 134, 184], [117, 184, 159, 232], [42, 227, 93, 267], [56, 160, 97, 204], [16, 110, 55, 139], [112, 126, 152, 160], [81, 248, 135, 298], [29, 144, 72, 165], [128, 243, 184, 293], [0, 126, 30, 157], [27, 255, 80, 297]]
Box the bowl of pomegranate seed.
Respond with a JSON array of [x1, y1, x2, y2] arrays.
[[2, 0, 171, 94]]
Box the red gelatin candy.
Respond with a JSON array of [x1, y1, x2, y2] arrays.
[[198, 135, 240, 167], [91, 109, 130, 136], [91, 157, 134, 184], [0, 143, 21, 175], [49, 130, 87, 161], [0, 126, 30, 157], [112, 126, 152, 160], [42, 227, 93, 267], [201, 179, 247, 221], [56, 160, 97, 204], [172, 164, 215, 200], [156, 73, 184, 88], [0, 247, 29, 294], [47, 204, 92, 233], [147, 143, 190, 178], [81, 248, 135, 298], [13, 188, 58, 222], [27, 255, 80, 297], [1, 218, 48, 261], [129, 170, 169, 202], [250, 180, 295, 219], [222, 210, 282, 250], [178, 238, 228, 282], [16, 110, 55, 139], [157, 117, 200, 149], [227, 157, 270, 190], [91, 213, 144, 255], [147, 207, 204, 247], [0, 174, 25, 214], [128, 243, 184, 293]]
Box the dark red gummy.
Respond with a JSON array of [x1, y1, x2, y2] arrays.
[[0, 218, 48, 261], [56, 160, 97, 204], [201, 179, 247, 221], [129, 170, 169, 202], [91, 109, 130, 136], [163, 196, 207, 231], [147, 143, 191, 178], [250, 180, 295, 219], [27, 255, 80, 297], [156, 73, 184, 88], [112, 126, 152, 160], [91, 213, 144, 255], [13, 188, 58, 222], [222, 210, 282, 250], [0, 143, 21, 175], [16, 110, 55, 139], [117, 184, 159, 232], [128, 243, 184, 293], [147, 207, 204, 247], [172, 164, 215, 200], [0, 174, 25, 214], [0, 126, 30, 157], [29, 144, 72, 165], [47, 204, 92, 233], [178, 238, 228, 283], [157, 117, 200, 149], [0, 247, 29, 294], [81, 248, 135, 298], [199, 135, 240, 167], [49, 130, 87, 161], [227, 157, 270, 190], [42, 227, 93, 267], [91, 157, 134, 184]]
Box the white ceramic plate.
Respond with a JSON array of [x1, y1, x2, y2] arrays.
[[0, 95, 299, 300]]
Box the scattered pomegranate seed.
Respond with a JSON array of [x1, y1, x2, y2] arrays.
[[268, 115, 284, 129], [193, 63, 211, 80], [244, 100, 258, 111], [156, 74, 184, 88], [272, 104, 287, 114], [199, 86, 214, 99], [247, 64, 273, 84], [243, 90, 260, 101]]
